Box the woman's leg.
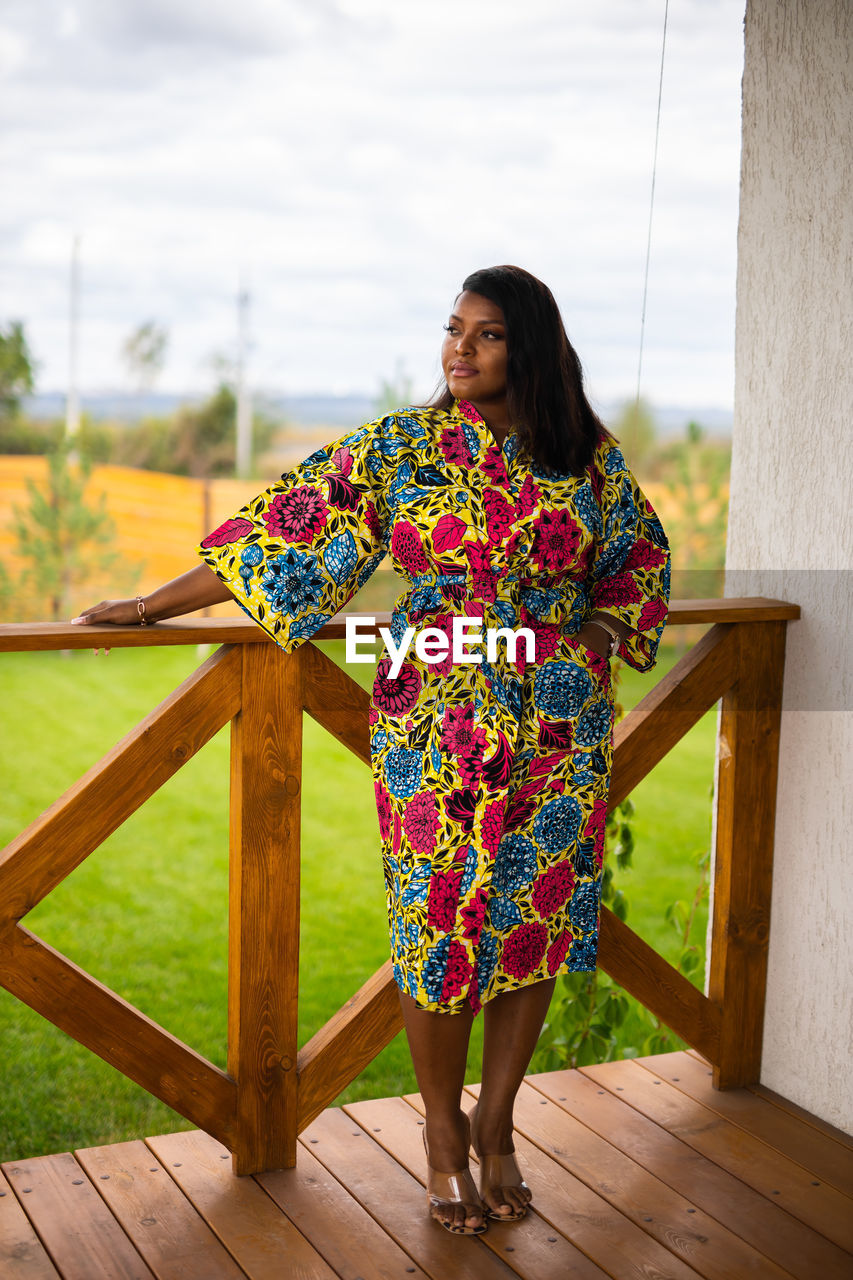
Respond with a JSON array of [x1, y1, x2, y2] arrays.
[[397, 989, 484, 1232], [474, 976, 557, 1217]]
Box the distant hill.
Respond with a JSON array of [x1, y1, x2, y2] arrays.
[[23, 391, 733, 437]]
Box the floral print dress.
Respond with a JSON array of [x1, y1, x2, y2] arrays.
[[197, 399, 670, 1015]]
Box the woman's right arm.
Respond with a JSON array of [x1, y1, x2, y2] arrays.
[[71, 563, 235, 627]]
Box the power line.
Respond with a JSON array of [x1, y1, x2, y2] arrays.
[[66, 233, 81, 436], [236, 274, 252, 478], [636, 0, 670, 405]]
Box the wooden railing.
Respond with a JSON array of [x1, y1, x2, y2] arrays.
[[0, 598, 799, 1174]]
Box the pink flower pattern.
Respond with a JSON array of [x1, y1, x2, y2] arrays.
[[391, 520, 429, 574], [460, 888, 488, 943], [374, 782, 392, 841], [364, 501, 382, 542], [441, 940, 474, 1001], [530, 508, 583, 573], [531, 864, 576, 919], [546, 930, 571, 975], [480, 799, 506, 855], [592, 572, 643, 609], [428, 868, 463, 931], [441, 704, 479, 754], [373, 658, 422, 717], [502, 922, 549, 979], [439, 428, 473, 468], [481, 447, 510, 489], [484, 489, 517, 545], [584, 797, 607, 868], [404, 790, 441, 855], [265, 486, 329, 542]]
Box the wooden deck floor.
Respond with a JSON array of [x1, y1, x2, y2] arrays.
[[2, 1050, 851, 1280]]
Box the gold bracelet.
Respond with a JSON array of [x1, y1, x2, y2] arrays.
[[136, 595, 148, 626]]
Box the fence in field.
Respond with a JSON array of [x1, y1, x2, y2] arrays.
[[0, 456, 726, 618]]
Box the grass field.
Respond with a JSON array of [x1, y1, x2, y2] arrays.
[[0, 635, 716, 1162]]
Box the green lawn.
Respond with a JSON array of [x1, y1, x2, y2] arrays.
[[0, 636, 715, 1161]]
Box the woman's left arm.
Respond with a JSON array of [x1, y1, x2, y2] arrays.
[[585, 444, 671, 669]]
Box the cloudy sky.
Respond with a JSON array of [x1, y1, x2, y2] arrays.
[[1, 0, 746, 408]]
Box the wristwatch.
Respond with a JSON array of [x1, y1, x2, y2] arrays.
[[588, 618, 622, 658]]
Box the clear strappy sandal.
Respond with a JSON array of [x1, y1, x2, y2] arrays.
[[469, 1101, 531, 1222], [422, 1116, 487, 1235]]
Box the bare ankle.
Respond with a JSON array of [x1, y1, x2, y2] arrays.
[[470, 1099, 515, 1152]]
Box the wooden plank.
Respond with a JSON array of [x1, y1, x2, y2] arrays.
[[308, 1104, 526, 1278], [640, 1051, 853, 1196], [664, 598, 800, 624], [297, 960, 403, 1133], [75, 1140, 245, 1280], [597, 908, 721, 1060], [686, 1048, 853, 1152], [0, 617, 270, 651], [580, 1058, 853, 1256], [229, 642, 302, 1174], [2, 1152, 154, 1280], [300, 641, 371, 765], [259, 1137, 433, 1280], [507, 1075, 810, 1280], [0, 598, 800, 654], [0, 643, 242, 919], [342, 1095, 609, 1279], [748, 1079, 853, 1150], [0, 926, 237, 1148], [146, 1130, 337, 1280], [536, 1065, 850, 1280], [0, 1169, 62, 1280], [609, 623, 738, 808], [398, 1090, 708, 1280], [709, 620, 787, 1086]]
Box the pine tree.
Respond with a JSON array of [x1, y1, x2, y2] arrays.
[[8, 440, 135, 621]]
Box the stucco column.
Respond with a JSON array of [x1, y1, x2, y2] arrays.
[[723, 0, 852, 1129]]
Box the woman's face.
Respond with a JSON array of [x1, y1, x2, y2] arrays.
[[441, 290, 508, 415]]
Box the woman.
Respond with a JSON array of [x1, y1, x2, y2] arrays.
[[73, 265, 670, 1236]]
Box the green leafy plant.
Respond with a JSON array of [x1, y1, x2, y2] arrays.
[[532, 666, 711, 1070], [635, 837, 710, 1055], [531, 790, 638, 1070]]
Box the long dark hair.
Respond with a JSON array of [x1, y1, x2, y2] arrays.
[[430, 264, 608, 475]]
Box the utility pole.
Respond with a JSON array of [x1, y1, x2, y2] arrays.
[[66, 233, 81, 436], [236, 275, 252, 478]]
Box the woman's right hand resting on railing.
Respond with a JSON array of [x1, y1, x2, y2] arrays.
[[71, 564, 235, 626]]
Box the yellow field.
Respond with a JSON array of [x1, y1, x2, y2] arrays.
[[1, 457, 256, 617]]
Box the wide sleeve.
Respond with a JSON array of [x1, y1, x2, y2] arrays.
[[196, 417, 392, 651], [586, 440, 671, 671]]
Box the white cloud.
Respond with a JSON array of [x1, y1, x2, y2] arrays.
[[0, 0, 746, 405]]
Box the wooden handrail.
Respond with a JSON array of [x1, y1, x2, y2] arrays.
[[0, 597, 800, 652], [0, 597, 800, 1172]]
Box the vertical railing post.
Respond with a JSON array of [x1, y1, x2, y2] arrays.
[[228, 643, 303, 1173], [709, 619, 788, 1088]]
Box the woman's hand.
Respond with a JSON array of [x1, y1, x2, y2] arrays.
[[71, 565, 235, 628], [576, 622, 610, 658], [71, 598, 144, 627], [577, 613, 632, 658]]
